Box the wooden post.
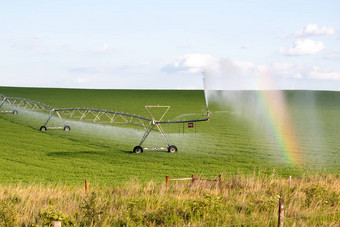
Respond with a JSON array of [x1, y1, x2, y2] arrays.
[[85, 179, 88, 194], [192, 175, 195, 184], [166, 176, 169, 188], [53, 221, 61, 227], [289, 176, 292, 188], [278, 198, 284, 227]]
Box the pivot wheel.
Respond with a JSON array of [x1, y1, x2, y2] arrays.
[[64, 126, 71, 131], [133, 146, 143, 153], [168, 145, 178, 153], [40, 126, 47, 131], [12, 110, 18, 114]]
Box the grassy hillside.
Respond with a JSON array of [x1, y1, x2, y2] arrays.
[[0, 87, 339, 185]]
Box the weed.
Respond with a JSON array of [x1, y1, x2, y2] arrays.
[[0, 200, 16, 227], [304, 184, 339, 207], [79, 191, 109, 226], [38, 206, 75, 226]]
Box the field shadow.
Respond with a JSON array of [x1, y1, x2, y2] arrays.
[[48, 149, 168, 157], [119, 150, 135, 154]]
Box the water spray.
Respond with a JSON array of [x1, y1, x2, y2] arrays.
[[202, 76, 210, 121]]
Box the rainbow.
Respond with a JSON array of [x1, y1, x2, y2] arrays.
[[256, 75, 302, 166]]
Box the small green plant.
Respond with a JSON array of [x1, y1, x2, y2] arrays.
[[39, 206, 75, 226], [0, 200, 16, 227], [79, 191, 109, 226], [305, 184, 339, 206]]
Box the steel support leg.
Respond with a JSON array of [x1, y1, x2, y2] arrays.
[[43, 110, 55, 126], [55, 110, 65, 126], [139, 124, 155, 146], [0, 98, 6, 109], [155, 123, 170, 146]]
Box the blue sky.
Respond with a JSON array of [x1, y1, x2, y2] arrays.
[[1, 0, 339, 90]]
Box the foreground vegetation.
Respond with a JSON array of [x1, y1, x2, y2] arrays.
[[0, 173, 339, 226]]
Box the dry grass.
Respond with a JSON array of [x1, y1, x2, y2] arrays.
[[0, 173, 339, 226]]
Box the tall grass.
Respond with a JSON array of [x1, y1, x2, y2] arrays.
[[0, 173, 339, 226]]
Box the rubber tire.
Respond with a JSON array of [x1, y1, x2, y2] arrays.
[[12, 110, 18, 114], [168, 145, 178, 153], [64, 126, 71, 131], [133, 146, 143, 153], [40, 126, 47, 131]]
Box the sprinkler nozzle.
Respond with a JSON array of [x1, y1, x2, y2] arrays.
[[206, 109, 210, 121]]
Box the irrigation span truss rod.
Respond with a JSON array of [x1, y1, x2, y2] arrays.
[[0, 94, 209, 153], [1, 94, 53, 114]]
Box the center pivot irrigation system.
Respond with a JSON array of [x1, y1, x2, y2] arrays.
[[0, 94, 209, 153]]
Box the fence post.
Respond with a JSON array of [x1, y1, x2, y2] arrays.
[[289, 176, 292, 188], [85, 179, 88, 194], [166, 176, 169, 188], [278, 198, 284, 227], [192, 175, 195, 184], [53, 221, 61, 227]]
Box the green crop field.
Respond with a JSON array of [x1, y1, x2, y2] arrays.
[[0, 87, 339, 185]]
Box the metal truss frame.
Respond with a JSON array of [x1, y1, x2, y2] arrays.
[[0, 94, 209, 153], [0, 94, 18, 114], [1, 94, 53, 114]]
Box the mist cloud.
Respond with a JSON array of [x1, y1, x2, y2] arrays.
[[163, 53, 340, 91]]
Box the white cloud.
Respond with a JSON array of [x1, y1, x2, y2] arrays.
[[308, 67, 340, 80], [71, 67, 105, 74], [140, 61, 151, 65], [32, 35, 43, 40], [230, 61, 303, 79], [94, 43, 115, 53], [324, 52, 339, 59], [271, 62, 295, 71], [241, 43, 251, 49], [75, 77, 91, 84], [163, 53, 340, 90], [233, 61, 256, 73], [163, 53, 340, 88], [294, 73, 303, 79], [10, 35, 68, 52], [293, 24, 335, 37], [269, 63, 303, 79], [178, 42, 197, 49], [279, 39, 325, 56], [163, 54, 304, 79], [162, 54, 219, 74], [14, 42, 67, 52], [119, 61, 152, 71], [176, 85, 200, 90]]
